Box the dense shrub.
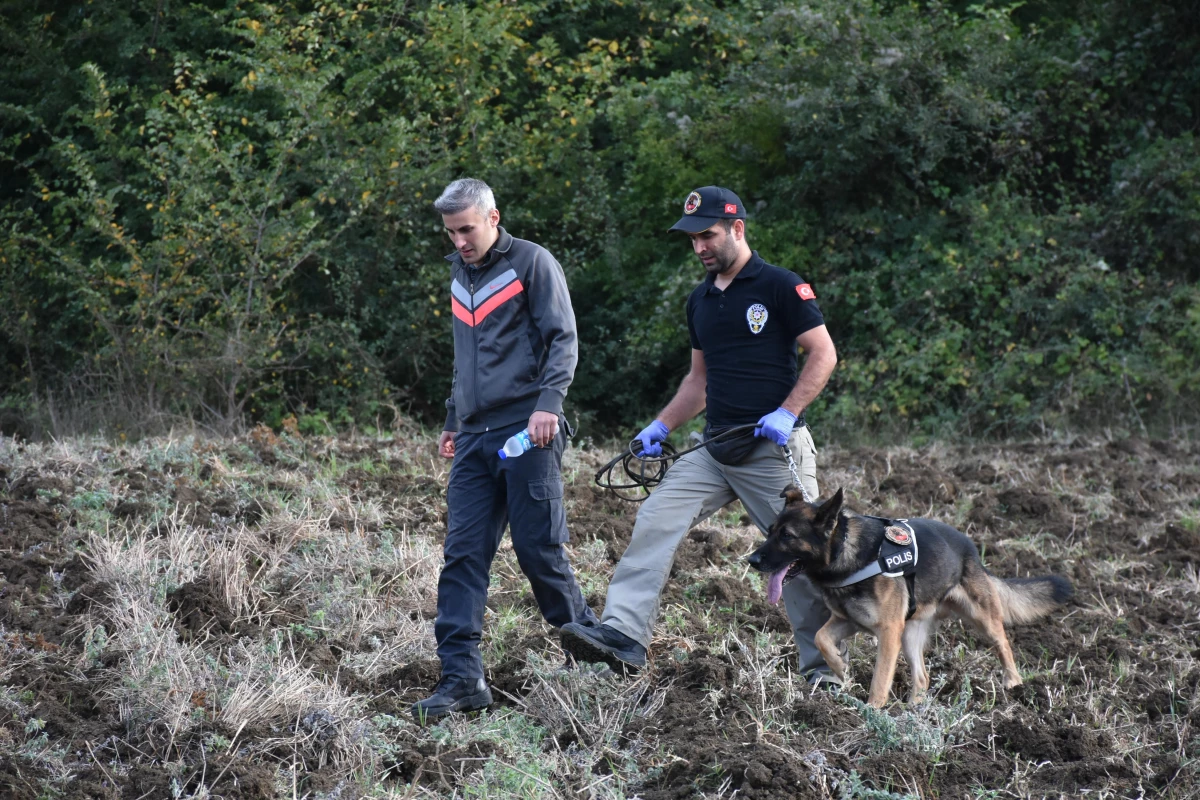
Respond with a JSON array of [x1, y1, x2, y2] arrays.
[[1, 0, 1196, 438]]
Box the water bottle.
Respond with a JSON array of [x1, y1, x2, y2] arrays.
[[497, 429, 533, 460]]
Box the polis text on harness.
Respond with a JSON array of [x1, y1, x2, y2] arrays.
[[828, 518, 919, 618]]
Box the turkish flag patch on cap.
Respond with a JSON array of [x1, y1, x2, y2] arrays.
[[796, 283, 816, 301], [724, 203, 738, 214]]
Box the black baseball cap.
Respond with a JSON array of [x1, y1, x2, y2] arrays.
[[668, 186, 747, 233]]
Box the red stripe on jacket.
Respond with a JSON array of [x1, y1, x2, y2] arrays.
[[451, 297, 474, 326]]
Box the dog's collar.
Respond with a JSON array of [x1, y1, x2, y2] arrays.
[[827, 519, 918, 588]]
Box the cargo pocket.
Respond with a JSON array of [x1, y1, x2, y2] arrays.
[[528, 477, 568, 544], [801, 430, 820, 498], [793, 427, 819, 460]]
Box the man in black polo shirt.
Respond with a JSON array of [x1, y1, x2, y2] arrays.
[[561, 186, 838, 682]]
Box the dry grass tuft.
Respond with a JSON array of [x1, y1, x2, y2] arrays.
[[220, 639, 371, 767]]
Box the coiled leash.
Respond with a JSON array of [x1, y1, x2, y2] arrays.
[[594, 424, 814, 504]]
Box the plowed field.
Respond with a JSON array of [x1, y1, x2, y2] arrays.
[[1, 430, 1197, 798]]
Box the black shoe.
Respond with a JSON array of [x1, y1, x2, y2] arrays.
[[560, 623, 647, 674], [411, 676, 492, 724], [808, 675, 843, 693]]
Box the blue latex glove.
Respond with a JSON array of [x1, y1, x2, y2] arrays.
[[634, 420, 670, 457], [755, 407, 798, 446]]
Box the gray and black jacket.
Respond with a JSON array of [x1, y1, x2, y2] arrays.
[[444, 227, 578, 433]]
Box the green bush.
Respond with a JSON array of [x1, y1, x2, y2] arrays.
[[0, 0, 1196, 438]]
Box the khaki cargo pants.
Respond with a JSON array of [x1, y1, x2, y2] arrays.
[[601, 426, 832, 680]]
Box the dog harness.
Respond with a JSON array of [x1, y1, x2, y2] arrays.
[[828, 518, 919, 618]]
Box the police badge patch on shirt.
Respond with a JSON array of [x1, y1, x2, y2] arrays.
[[879, 521, 918, 577], [746, 303, 768, 334]]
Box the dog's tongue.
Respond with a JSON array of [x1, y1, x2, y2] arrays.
[[767, 567, 788, 605]]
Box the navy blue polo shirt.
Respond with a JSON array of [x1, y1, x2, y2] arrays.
[[686, 252, 825, 427]]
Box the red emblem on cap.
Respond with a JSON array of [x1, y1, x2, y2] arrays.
[[796, 283, 816, 301], [683, 191, 702, 215], [724, 203, 738, 214]]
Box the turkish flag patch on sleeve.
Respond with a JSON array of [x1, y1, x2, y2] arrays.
[[796, 283, 816, 301]]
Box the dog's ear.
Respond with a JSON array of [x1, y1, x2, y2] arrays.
[[779, 483, 808, 505], [813, 487, 844, 531]]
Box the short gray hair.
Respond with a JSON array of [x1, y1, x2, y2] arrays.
[[433, 178, 496, 216]]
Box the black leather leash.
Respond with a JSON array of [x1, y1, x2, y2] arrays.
[[593, 424, 757, 502], [593, 423, 812, 503]]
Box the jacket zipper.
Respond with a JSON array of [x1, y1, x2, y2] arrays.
[[464, 254, 503, 429], [468, 265, 479, 417]]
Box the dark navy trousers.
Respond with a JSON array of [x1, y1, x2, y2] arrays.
[[435, 420, 597, 681]]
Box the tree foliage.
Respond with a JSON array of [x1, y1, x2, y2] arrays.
[[1, 0, 1197, 438]]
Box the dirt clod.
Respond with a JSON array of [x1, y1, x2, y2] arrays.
[[167, 579, 235, 639]]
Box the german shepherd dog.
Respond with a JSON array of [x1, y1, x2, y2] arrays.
[[747, 487, 1073, 708]]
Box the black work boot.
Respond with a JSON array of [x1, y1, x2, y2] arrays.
[[807, 672, 844, 693], [411, 676, 492, 724], [560, 622, 647, 674]]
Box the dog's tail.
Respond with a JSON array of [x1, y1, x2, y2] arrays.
[[993, 575, 1074, 624]]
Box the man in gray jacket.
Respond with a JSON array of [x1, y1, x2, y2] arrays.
[[413, 178, 597, 721]]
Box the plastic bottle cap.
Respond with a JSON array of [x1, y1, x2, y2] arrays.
[[497, 450, 508, 460]]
